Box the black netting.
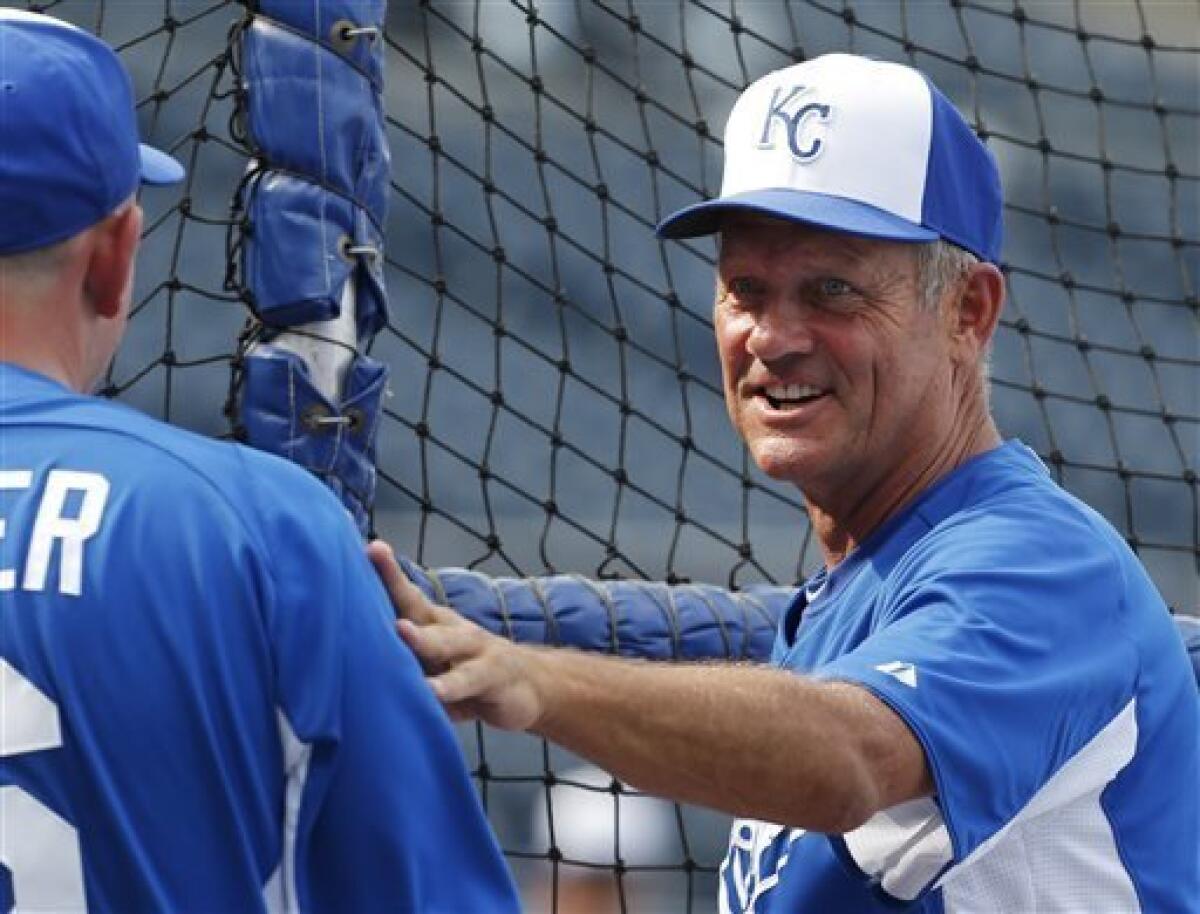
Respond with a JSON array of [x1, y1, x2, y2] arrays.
[[34, 1, 1198, 910]]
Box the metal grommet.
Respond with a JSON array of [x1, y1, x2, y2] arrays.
[[337, 237, 381, 263], [301, 403, 330, 431], [345, 407, 365, 433], [330, 19, 379, 53], [329, 19, 358, 53]]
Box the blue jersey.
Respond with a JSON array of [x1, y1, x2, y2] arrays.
[[721, 441, 1198, 913], [0, 364, 519, 913]]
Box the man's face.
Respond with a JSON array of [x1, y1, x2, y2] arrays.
[[714, 216, 959, 507]]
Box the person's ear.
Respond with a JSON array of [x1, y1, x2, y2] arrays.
[[950, 262, 1004, 359], [83, 203, 142, 319]]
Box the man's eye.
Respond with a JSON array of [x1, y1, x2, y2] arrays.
[[727, 277, 757, 296], [818, 277, 853, 297]]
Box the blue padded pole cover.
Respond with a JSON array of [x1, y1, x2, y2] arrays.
[[239, 2, 388, 332], [398, 556, 792, 663], [236, 1, 389, 530]]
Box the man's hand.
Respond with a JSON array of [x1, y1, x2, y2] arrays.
[[367, 541, 546, 732]]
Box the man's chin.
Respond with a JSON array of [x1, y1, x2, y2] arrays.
[[749, 443, 832, 489]]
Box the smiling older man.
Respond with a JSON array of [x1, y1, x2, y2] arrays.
[[374, 54, 1198, 913]]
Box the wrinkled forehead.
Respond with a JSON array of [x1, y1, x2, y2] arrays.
[[717, 213, 921, 270]]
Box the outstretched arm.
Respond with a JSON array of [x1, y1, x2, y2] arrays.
[[370, 542, 932, 835]]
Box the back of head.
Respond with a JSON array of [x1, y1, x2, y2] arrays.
[[657, 53, 1003, 265], [0, 9, 183, 257]]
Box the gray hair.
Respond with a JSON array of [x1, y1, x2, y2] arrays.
[[914, 240, 979, 311], [915, 240, 995, 394]]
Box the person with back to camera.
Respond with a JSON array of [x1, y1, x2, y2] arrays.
[[372, 52, 1199, 912], [0, 10, 518, 912]]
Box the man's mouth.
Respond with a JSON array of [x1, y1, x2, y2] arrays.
[[760, 383, 826, 410]]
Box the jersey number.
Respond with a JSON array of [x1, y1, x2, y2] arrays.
[[0, 659, 85, 910]]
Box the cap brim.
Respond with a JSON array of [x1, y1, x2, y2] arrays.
[[138, 143, 185, 185], [656, 189, 939, 244]]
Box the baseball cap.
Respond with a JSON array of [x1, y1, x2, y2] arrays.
[[0, 10, 185, 255], [657, 54, 1003, 264]]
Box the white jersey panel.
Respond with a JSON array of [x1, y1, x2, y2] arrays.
[[939, 699, 1140, 912], [263, 709, 312, 914], [843, 797, 952, 901]]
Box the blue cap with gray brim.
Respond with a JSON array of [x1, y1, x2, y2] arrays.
[[657, 54, 1004, 264], [0, 10, 185, 256]]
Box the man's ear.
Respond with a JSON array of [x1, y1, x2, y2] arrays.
[[83, 203, 142, 319], [951, 262, 1005, 358]]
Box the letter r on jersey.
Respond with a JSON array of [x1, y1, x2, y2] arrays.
[[757, 85, 832, 162], [5, 471, 110, 597]]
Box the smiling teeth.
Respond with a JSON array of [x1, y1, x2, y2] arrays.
[[765, 384, 821, 401]]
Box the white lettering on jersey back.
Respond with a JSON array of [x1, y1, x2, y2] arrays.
[[0, 471, 34, 591], [0, 659, 61, 756], [0, 470, 109, 597]]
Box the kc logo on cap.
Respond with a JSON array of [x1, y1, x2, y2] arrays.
[[756, 85, 832, 163], [657, 53, 1004, 264]]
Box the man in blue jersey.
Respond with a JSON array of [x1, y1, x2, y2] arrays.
[[0, 11, 518, 912], [376, 54, 1199, 912]]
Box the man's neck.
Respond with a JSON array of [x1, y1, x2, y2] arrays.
[[1, 299, 92, 393], [0, 345, 83, 392], [809, 418, 1002, 569]]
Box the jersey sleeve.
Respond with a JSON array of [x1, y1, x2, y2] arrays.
[[244, 454, 519, 913], [813, 503, 1139, 901]]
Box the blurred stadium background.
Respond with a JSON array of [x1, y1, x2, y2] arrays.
[[25, 1, 1197, 910]]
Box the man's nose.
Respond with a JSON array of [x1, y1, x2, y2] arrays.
[[745, 302, 815, 363]]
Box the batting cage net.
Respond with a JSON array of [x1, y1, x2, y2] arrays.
[[30, 0, 1198, 910]]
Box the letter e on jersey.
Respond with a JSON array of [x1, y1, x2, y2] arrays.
[[0, 470, 109, 596]]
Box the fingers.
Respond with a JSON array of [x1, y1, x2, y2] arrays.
[[428, 655, 540, 732], [397, 615, 486, 673], [367, 540, 440, 626], [365, 540, 542, 732], [427, 659, 483, 703], [397, 617, 496, 708]]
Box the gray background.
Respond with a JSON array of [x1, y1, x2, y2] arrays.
[[30, 1, 1198, 910]]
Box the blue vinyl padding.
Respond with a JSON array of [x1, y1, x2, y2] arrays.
[[260, 0, 386, 91], [240, 16, 388, 331], [398, 557, 792, 662], [241, 170, 386, 335], [395, 556, 1200, 679], [236, 2, 389, 528], [241, 348, 386, 531]]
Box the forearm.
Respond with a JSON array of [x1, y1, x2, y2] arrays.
[[374, 542, 928, 833], [527, 648, 902, 833]]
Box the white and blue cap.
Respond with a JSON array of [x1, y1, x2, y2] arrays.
[[657, 54, 1003, 264], [0, 10, 185, 255]]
